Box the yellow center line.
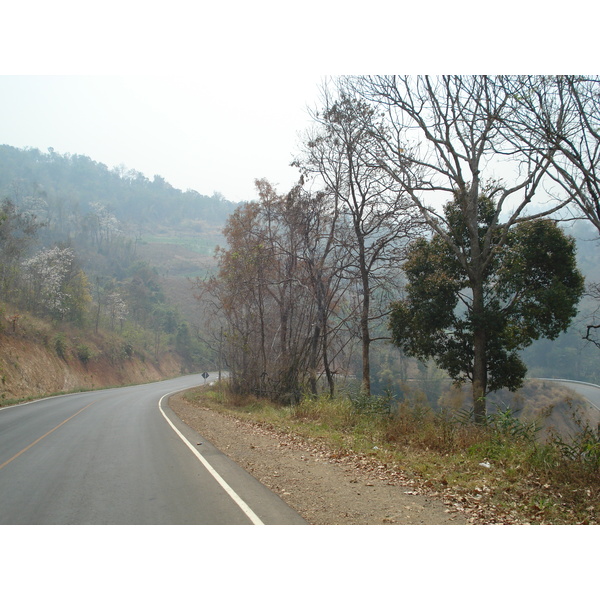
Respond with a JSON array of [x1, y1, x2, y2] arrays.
[[0, 399, 99, 471]]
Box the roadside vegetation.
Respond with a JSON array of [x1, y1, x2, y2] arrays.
[[4, 78, 600, 525], [0, 300, 187, 407], [185, 382, 600, 525]]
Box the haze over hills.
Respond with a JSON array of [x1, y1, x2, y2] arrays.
[[0, 144, 238, 321], [0, 144, 243, 389], [0, 144, 237, 232], [3, 142, 600, 394]]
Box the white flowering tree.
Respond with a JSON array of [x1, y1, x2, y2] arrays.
[[106, 291, 128, 331], [21, 246, 91, 322], [88, 202, 121, 252]]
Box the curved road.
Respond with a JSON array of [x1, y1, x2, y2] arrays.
[[0, 373, 306, 525], [537, 378, 600, 413]]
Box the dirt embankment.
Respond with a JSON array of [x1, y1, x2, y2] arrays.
[[0, 330, 182, 404]]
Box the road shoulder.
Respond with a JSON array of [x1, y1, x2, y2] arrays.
[[169, 393, 469, 525]]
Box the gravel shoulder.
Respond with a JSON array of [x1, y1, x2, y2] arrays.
[[169, 393, 470, 525]]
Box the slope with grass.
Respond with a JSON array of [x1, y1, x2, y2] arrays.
[[0, 312, 184, 406], [170, 382, 600, 525]]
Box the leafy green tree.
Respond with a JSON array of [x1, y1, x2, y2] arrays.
[[175, 322, 210, 372], [389, 196, 584, 421], [63, 269, 92, 325]]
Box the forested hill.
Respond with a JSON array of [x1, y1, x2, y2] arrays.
[[0, 144, 237, 232], [0, 144, 236, 381]]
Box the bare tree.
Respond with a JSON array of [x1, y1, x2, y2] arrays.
[[347, 75, 577, 421], [501, 76, 600, 352], [204, 181, 327, 401], [296, 83, 422, 395], [503, 76, 600, 228], [281, 184, 349, 396]]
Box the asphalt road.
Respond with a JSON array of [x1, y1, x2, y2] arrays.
[[0, 373, 306, 525], [539, 378, 600, 413]]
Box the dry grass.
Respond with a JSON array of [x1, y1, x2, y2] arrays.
[[0, 304, 183, 406], [187, 382, 600, 524]]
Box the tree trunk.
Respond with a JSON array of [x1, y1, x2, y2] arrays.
[[361, 318, 371, 396], [360, 284, 371, 396], [351, 219, 372, 396], [471, 283, 487, 424], [308, 323, 321, 396], [322, 319, 335, 397]]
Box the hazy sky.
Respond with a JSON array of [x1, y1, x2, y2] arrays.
[[0, 74, 324, 202], [1, 2, 596, 205]]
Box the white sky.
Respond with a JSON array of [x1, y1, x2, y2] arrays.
[[2, 2, 596, 204], [0, 74, 323, 202]]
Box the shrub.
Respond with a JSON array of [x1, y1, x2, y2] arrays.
[[54, 333, 67, 359], [549, 421, 600, 471], [486, 406, 541, 444], [350, 390, 392, 416], [76, 344, 91, 364]]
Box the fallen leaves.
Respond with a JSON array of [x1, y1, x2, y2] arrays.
[[173, 395, 591, 524]]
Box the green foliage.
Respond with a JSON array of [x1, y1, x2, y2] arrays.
[[390, 196, 585, 400], [486, 406, 541, 443], [349, 390, 392, 416], [54, 333, 67, 359], [76, 344, 92, 364], [63, 270, 93, 325], [459, 404, 542, 465], [496, 219, 585, 343], [0, 199, 40, 302], [122, 341, 134, 358], [175, 322, 209, 371]]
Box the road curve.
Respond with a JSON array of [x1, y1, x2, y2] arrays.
[[0, 373, 306, 525], [536, 378, 600, 412]]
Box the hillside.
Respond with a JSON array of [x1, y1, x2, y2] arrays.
[[0, 311, 183, 405], [3, 143, 600, 411], [0, 145, 235, 379], [0, 144, 237, 233]]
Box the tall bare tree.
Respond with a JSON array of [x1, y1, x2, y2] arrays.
[[502, 76, 600, 228], [296, 84, 421, 395], [347, 75, 578, 421], [281, 184, 351, 396]]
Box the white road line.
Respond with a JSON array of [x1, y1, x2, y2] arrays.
[[0, 390, 86, 411], [158, 390, 264, 525]]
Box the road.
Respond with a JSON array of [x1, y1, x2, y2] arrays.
[[538, 378, 600, 412], [0, 373, 306, 525]]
